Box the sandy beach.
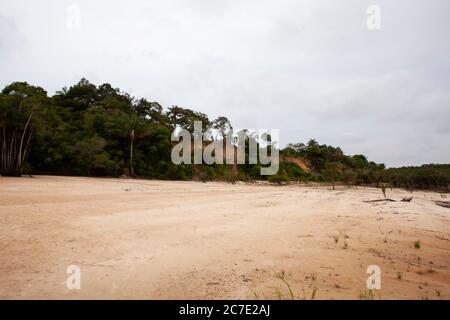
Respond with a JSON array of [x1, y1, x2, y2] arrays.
[[0, 175, 449, 300]]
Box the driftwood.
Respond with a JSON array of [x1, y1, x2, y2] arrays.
[[363, 199, 396, 203], [364, 197, 413, 203], [435, 201, 450, 209]]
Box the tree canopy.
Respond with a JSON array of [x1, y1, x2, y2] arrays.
[[1, 79, 448, 191]]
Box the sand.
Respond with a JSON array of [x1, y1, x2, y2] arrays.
[[0, 175, 449, 300]]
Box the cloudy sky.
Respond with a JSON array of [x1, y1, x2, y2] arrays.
[[1, 0, 449, 167]]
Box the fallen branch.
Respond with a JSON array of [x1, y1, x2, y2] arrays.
[[363, 199, 396, 203], [435, 201, 450, 209]]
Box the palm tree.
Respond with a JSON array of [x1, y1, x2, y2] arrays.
[[107, 113, 151, 177]]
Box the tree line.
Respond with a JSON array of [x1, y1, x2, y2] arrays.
[[1, 79, 448, 191]]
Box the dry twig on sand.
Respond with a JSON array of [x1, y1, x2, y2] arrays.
[[363, 199, 396, 203]]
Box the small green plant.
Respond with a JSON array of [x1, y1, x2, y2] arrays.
[[310, 288, 317, 300], [274, 271, 294, 300], [268, 174, 290, 185], [381, 184, 387, 199], [274, 288, 284, 300], [251, 289, 260, 299], [359, 289, 374, 300], [414, 240, 421, 249]]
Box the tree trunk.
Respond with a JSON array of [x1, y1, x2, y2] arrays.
[[130, 129, 135, 177], [1, 114, 32, 177], [0, 98, 33, 177], [16, 113, 32, 173]]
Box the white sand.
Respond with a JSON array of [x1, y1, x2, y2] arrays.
[[0, 175, 449, 299]]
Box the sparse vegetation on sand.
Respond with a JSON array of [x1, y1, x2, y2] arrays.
[[414, 240, 421, 249], [273, 271, 295, 300], [359, 289, 375, 300], [1, 176, 449, 300]]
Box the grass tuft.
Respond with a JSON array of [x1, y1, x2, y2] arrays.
[[310, 288, 317, 300], [359, 289, 374, 300], [274, 270, 295, 300], [414, 240, 421, 249]]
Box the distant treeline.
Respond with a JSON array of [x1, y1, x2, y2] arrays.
[[1, 79, 449, 191], [383, 164, 450, 191]]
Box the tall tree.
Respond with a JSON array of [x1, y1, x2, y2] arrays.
[[107, 113, 152, 177], [212, 116, 233, 138], [0, 82, 47, 176], [167, 106, 210, 132]]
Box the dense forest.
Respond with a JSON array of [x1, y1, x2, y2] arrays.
[[1, 79, 449, 191]]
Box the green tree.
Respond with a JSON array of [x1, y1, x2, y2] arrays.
[[322, 161, 342, 190], [167, 106, 210, 132], [0, 82, 47, 176], [107, 113, 152, 177], [212, 116, 233, 138]]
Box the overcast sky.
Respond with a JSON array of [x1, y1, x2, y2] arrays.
[[1, 0, 449, 167]]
